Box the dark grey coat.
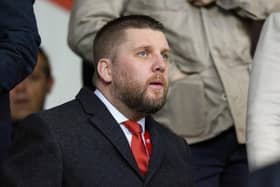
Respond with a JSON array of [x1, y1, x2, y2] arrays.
[[1, 88, 193, 187]]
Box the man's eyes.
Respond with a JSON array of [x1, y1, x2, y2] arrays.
[[162, 53, 170, 61], [136, 49, 170, 61], [137, 50, 149, 57], [27, 74, 40, 82]]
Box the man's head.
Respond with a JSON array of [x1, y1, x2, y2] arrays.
[[10, 48, 54, 122], [93, 15, 170, 120]]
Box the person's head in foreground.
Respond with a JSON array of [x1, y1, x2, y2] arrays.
[[10, 48, 54, 123]]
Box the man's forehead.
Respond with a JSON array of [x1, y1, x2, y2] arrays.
[[123, 28, 170, 49], [124, 28, 165, 38]]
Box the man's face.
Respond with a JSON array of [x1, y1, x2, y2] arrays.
[[111, 28, 170, 114], [10, 54, 53, 122]]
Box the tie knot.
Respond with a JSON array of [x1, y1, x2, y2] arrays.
[[123, 120, 142, 135]]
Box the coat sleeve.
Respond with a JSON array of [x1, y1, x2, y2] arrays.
[[0, 0, 40, 92], [67, 0, 127, 63], [247, 13, 280, 171], [216, 0, 280, 20], [0, 114, 63, 186]]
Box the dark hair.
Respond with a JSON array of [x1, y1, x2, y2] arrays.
[[38, 47, 52, 78], [93, 15, 165, 67]]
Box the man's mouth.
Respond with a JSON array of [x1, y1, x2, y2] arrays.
[[149, 80, 163, 87]]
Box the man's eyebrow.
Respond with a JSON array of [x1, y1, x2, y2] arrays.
[[161, 48, 171, 53]]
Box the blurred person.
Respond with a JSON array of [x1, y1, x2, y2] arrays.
[[10, 48, 54, 124], [248, 161, 280, 187], [67, 0, 280, 186], [0, 0, 40, 162], [247, 13, 280, 171], [82, 60, 95, 89], [0, 15, 194, 187]]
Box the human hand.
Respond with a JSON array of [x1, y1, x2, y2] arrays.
[[189, 0, 216, 7]]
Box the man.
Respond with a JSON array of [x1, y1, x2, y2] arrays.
[[0, 0, 40, 162], [10, 48, 54, 124], [1, 15, 194, 186], [67, 0, 280, 186], [247, 13, 280, 171]]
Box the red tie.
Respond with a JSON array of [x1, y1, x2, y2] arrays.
[[123, 120, 149, 175]]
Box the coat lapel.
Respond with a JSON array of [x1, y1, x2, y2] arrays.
[[76, 88, 143, 178], [145, 117, 165, 182]]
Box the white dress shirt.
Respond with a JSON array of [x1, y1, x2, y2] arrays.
[[94, 89, 146, 146]]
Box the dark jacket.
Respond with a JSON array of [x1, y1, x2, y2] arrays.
[[1, 88, 194, 186], [0, 0, 40, 162]]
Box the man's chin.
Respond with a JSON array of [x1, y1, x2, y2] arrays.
[[147, 88, 166, 99], [12, 111, 31, 122], [141, 97, 166, 114]]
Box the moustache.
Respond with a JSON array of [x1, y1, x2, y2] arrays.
[[147, 73, 168, 87]]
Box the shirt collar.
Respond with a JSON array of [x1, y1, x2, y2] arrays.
[[94, 89, 145, 131]]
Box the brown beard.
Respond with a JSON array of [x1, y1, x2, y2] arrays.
[[112, 72, 168, 114]]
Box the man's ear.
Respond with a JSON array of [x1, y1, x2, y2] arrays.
[[96, 58, 112, 83]]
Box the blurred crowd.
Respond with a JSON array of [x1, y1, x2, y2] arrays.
[[0, 0, 280, 186]]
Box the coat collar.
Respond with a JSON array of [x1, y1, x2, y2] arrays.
[[76, 88, 165, 181]]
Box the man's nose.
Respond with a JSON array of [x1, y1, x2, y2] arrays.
[[152, 54, 167, 72]]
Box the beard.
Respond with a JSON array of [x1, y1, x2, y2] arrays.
[[112, 72, 168, 114]]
